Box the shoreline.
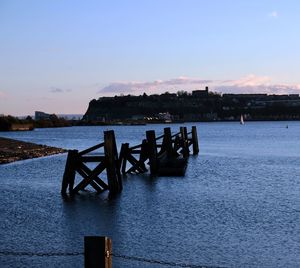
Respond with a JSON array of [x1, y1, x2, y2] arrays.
[[0, 137, 66, 164], [74, 118, 299, 126]]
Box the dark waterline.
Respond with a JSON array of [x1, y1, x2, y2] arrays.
[[0, 122, 299, 267]]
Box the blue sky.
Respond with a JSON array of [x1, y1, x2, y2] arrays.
[[1, 0, 300, 115]]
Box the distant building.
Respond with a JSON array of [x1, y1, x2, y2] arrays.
[[35, 111, 51, 120], [192, 86, 209, 97], [158, 112, 172, 122]]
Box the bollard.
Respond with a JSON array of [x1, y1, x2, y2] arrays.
[[84, 236, 112, 268]]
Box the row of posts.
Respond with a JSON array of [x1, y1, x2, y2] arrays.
[[62, 126, 199, 195], [146, 126, 199, 174]]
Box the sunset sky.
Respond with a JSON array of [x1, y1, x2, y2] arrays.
[[1, 0, 300, 115]]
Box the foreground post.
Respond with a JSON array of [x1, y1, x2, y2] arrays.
[[84, 236, 112, 268], [146, 130, 158, 175], [191, 126, 199, 155]]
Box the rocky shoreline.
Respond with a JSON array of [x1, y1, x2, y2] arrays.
[[0, 137, 66, 164]]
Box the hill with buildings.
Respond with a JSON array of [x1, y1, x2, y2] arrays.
[[83, 87, 300, 123]]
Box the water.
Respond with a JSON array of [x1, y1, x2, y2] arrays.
[[0, 122, 299, 267]]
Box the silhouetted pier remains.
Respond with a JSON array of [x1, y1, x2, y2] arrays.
[[62, 126, 199, 195], [61, 130, 122, 195], [119, 126, 199, 176]]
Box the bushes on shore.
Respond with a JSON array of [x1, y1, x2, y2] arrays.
[[0, 115, 72, 131]]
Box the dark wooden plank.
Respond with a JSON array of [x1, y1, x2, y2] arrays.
[[171, 132, 180, 138], [80, 163, 108, 190], [130, 150, 142, 154], [72, 161, 106, 193], [126, 154, 146, 173], [129, 143, 142, 150], [155, 134, 164, 140], [79, 142, 104, 156], [76, 168, 104, 193], [80, 155, 105, 162]]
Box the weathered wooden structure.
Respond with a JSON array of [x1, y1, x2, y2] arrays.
[[119, 126, 199, 176], [61, 130, 122, 195], [62, 126, 199, 195]]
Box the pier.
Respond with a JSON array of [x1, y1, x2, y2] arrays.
[[61, 126, 199, 195], [119, 126, 199, 176]]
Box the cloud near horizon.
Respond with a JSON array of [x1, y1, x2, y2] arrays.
[[98, 75, 300, 96], [49, 87, 72, 93], [218, 74, 300, 94], [99, 77, 213, 94]]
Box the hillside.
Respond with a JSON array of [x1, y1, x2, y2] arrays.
[[83, 90, 300, 122]]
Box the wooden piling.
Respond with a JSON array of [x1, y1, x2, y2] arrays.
[[138, 139, 148, 172], [191, 126, 199, 155], [146, 130, 158, 175], [180, 127, 189, 158], [104, 130, 122, 194], [120, 143, 129, 174], [84, 236, 112, 268], [163, 127, 173, 157], [61, 149, 78, 194], [183, 127, 190, 156]]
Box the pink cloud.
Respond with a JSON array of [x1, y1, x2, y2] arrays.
[[229, 74, 272, 87], [99, 77, 213, 94], [216, 75, 300, 94], [98, 75, 300, 95]]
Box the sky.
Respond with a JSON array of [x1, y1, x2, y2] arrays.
[[1, 0, 300, 115]]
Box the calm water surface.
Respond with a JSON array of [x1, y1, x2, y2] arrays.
[[0, 122, 299, 267]]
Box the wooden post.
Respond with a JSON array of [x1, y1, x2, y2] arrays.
[[84, 236, 112, 268], [120, 143, 129, 174], [146, 130, 158, 175], [191, 126, 199, 155], [139, 139, 148, 172], [183, 127, 190, 156], [180, 127, 189, 158], [104, 130, 122, 194], [61, 149, 78, 194], [163, 127, 173, 157]]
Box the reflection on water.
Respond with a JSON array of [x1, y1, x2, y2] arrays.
[[0, 122, 300, 267]]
